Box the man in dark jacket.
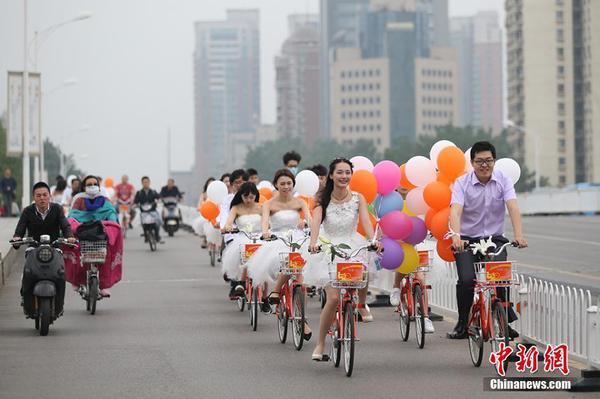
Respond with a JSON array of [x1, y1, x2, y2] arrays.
[[12, 181, 76, 315], [134, 176, 163, 243], [1, 168, 18, 216]]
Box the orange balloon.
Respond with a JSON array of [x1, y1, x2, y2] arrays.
[[430, 207, 451, 240], [399, 164, 417, 190], [437, 171, 455, 185], [438, 147, 466, 180], [200, 201, 220, 220], [424, 208, 436, 230], [103, 177, 114, 188], [259, 196, 267, 204], [259, 187, 273, 200], [357, 212, 377, 236], [349, 170, 378, 203], [436, 237, 455, 262], [423, 181, 452, 210]]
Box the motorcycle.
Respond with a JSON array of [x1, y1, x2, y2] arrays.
[[140, 203, 159, 251], [161, 196, 181, 237], [10, 235, 77, 336]]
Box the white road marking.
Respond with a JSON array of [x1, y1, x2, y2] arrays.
[[120, 278, 207, 284], [520, 232, 600, 246], [518, 262, 600, 282]]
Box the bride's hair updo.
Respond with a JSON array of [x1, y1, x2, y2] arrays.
[[317, 158, 353, 222]]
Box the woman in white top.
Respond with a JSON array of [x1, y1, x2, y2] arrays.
[[304, 158, 381, 361], [221, 182, 262, 299]]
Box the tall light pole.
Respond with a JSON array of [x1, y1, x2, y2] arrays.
[[29, 11, 92, 182], [506, 120, 539, 190], [22, 0, 31, 207]]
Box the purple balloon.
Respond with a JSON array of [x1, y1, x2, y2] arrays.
[[404, 217, 428, 245], [380, 211, 413, 240], [380, 237, 405, 270]]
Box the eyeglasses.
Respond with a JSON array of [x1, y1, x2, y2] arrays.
[[473, 158, 495, 166]]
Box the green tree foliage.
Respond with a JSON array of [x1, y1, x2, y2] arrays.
[[244, 138, 382, 181], [43, 138, 83, 180]]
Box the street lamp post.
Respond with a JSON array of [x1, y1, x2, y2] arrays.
[[22, 0, 31, 207], [506, 120, 540, 190]]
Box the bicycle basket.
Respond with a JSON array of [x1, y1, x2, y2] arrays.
[[474, 261, 514, 285], [416, 249, 433, 272], [329, 262, 368, 289], [141, 211, 156, 225], [80, 240, 108, 264], [278, 252, 305, 275], [239, 243, 261, 265]]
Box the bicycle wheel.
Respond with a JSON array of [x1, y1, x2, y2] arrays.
[[399, 288, 410, 341], [88, 276, 98, 315], [237, 296, 246, 312], [343, 302, 355, 377], [210, 249, 216, 267], [277, 291, 288, 343], [468, 306, 484, 367], [38, 297, 52, 336], [149, 229, 157, 252], [414, 285, 425, 349], [251, 287, 259, 331], [491, 300, 510, 375], [292, 286, 305, 351], [331, 314, 341, 368]]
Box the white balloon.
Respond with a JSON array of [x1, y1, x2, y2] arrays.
[[430, 140, 456, 167], [495, 158, 521, 185], [406, 187, 429, 216], [405, 156, 437, 187], [206, 180, 228, 204], [294, 170, 320, 197], [350, 156, 374, 172], [464, 148, 474, 172], [257, 180, 274, 190]]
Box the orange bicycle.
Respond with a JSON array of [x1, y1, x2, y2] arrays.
[[235, 229, 264, 331], [466, 239, 519, 374], [398, 249, 433, 348]]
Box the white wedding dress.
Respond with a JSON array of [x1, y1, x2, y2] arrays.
[[303, 192, 374, 287], [247, 210, 307, 285], [221, 214, 262, 280]]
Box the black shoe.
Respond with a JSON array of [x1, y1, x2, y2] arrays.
[[507, 325, 519, 339], [261, 299, 271, 313], [446, 323, 468, 339], [223, 273, 231, 282], [228, 286, 238, 299], [234, 285, 245, 297]]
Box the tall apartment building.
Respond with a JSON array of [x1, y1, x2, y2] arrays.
[[450, 11, 503, 134], [330, 48, 390, 152], [506, 0, 576, 186], [193, 10, 260, 180], [415, 47, 459, 137], [288, 14, 320, 34], [276, 22, 321, 147]]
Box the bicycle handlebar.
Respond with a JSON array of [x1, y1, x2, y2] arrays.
[[467, 239, 519, 257], [9, 237, 78, 248]]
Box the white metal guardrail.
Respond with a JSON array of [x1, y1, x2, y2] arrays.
[[517, 188, 600, 215], [179, 206, 600, 370]]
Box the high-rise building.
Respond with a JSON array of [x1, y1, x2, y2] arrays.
[[193, 9, 260, 180], [276, 23, 321, 147], [330, 48, 390, 152], [506, 0, 578, 187], [415, 47, 459, 137], [451, 11, 503, 134], [288, 14, 320, 34]]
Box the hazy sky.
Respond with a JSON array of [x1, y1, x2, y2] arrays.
[[0, 0, 503, 186]]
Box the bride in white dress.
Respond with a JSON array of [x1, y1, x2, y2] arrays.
[[304, 158, 382, 361], [221, 183, 262, 298]]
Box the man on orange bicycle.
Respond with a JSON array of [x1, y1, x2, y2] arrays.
[[115, 175, 135, 229], [447, 141, 528, 340]]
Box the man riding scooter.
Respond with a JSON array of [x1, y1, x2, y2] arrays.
[[160, 178, 183, 237], [12, 182, 77, 332]]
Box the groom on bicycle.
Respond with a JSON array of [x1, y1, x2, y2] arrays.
[[447, 141, 528, 340]]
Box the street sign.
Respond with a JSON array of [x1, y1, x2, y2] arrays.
[[6, 71, 41, 157]]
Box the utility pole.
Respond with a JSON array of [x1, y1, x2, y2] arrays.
[[167, 127, 171, 178], [22, 0, 31, 207]]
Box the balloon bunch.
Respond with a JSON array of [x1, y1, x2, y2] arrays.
[[348, 157, 425, 275], [199, 181, 228, 226], [348, 141, 521, 267]]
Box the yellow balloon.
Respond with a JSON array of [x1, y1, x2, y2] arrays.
[[402, 201, 416, 217], [395, 242, 419, 274]]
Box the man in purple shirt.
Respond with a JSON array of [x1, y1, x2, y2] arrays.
[[447, 141, 528, 339]]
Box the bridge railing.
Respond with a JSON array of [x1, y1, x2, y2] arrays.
[[179, 206, 600, 369]]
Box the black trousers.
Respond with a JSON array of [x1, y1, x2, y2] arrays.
[[454, 235, 517, 325]]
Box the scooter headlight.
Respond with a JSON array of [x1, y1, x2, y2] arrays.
[[37, 247, 54, 263]]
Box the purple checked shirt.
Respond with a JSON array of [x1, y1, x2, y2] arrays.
[[451, 170, 517, 237]]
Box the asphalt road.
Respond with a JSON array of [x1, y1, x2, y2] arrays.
[[0, 227, 591, 399], [505, 215, 600, 294]]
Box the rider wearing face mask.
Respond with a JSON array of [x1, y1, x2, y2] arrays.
[[282, 151, 302, 177], [68, 175, 118, 222]]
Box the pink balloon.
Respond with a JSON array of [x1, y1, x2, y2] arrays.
[[373, 160, 401, 195], [380, 211, 413, 240], [405, 156, 437, 187], [405, 187, 429, 215], [350, 156, 374, 172]]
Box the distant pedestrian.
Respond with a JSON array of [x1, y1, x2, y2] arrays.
[[1, 168, 18, 216], [283, 151, 302, 176]]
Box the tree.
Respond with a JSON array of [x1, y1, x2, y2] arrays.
[[44, 138, 83, 180]]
